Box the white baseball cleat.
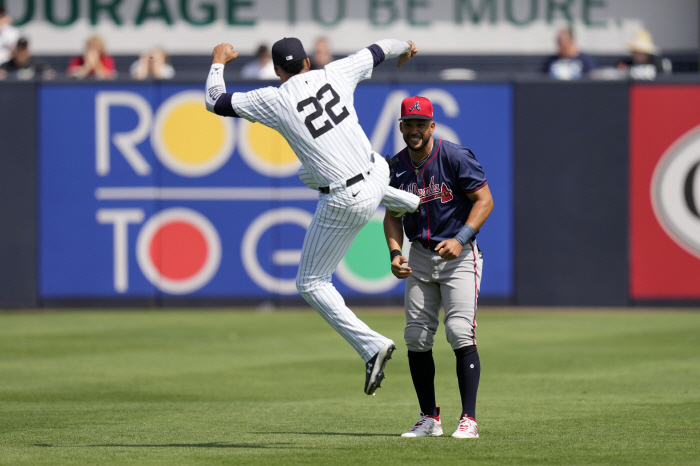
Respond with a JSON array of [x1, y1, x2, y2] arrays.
[[401, 408, 443, 437], [451, 415, 478, 438], [364, 341, 395, 395]]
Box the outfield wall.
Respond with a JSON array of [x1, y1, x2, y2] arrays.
[[0, 83, 38, 308], [1, 79, 699, 307], [514, 81, 629, 306]]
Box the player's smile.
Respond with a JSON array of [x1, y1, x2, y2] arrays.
[[408, 134, 424, 146], [405, 133, 429, 152], [401, 120, 434, 153]]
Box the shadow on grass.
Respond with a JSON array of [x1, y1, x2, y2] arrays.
[[34, 443, 292, 449], [252, 432, 396, 438]]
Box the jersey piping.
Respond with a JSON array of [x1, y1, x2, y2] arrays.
[[470, 241, 478, 345], [465, 180, 488, 194], [422, 139, 442, 249]]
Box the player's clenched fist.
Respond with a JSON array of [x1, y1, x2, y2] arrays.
[[397, 41, 418, 69], [391, 256, 412, 279], [434, 238, 463, 260], [212, 43, 240, 65]]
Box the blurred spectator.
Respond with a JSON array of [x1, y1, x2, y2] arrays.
[[0, 5, 19, 65], [311, 36, 332, 70], [240, 44, 276, 80], [130, 47, 175, 80], [67, 35, 116, 80], [542, 28, 597, 80], [616, 29, 671, 80], [0, 37, 56, 81]]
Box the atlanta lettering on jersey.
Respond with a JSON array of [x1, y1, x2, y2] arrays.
[[399, 177, 454, 204]]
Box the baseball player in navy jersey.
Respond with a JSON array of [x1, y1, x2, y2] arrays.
[[205, 38, 421, 395], [383, 96, 493, 438]]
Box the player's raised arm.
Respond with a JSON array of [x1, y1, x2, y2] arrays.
[[328, 39, 417, 88], [368, 39, 418, 69], [205, 43, 240, 117]]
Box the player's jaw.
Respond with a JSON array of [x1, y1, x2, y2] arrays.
[[403, 130, 431, 152]]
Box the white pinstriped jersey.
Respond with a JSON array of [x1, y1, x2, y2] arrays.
[[204, 39, 418, 365], [224, 49, 376, 188]]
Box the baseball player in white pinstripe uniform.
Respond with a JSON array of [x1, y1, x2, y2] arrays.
[[205, 37, 421, 395]]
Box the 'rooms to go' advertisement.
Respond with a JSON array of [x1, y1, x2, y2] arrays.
[[39, 82, 513, 300]]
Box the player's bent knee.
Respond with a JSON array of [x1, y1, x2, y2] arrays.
[[453, 345, 477, 357], [404, 325, 434, 352], [445, 317, 476, 350], [295, 273, 311, 293], [295, 278, 313, 295], [374, 154, 390, 179], [295, 275, 329, 295], [296, 280, 321, 305]]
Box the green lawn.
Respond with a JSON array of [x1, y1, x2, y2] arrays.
[[1, 308, 699, 465]]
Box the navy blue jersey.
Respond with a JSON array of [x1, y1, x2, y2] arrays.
[[542, 52, 597, 79], [389, 139, 487, 250]]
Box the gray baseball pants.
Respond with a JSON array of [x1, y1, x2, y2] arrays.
[[404, 240, 483, 352]]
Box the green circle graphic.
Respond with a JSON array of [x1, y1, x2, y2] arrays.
[[344, 218, 393, 280]]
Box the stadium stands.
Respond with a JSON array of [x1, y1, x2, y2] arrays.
[[30, 52, 699, 81]]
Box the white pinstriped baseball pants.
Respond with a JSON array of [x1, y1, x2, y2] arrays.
[[295, 162, 393, 362], [298, 157, 421, 214]]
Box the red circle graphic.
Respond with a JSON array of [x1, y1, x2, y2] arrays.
[[149, 221, 208, 280]]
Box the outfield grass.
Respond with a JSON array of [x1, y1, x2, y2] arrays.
[[0, 308, 699, 465]]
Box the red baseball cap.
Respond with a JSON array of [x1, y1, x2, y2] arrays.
[[399, 96, 433, 120]]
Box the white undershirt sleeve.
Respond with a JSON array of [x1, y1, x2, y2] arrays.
[[205, 63, 227, 113], [373, 39, 410, 59]]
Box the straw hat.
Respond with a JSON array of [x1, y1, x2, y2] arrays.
[[627, 29, 660, 55]]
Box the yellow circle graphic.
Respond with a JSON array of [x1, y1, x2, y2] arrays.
[[151, 91, 235, 177], [238, 119, 300, 177], [162, 103, 225, 165], [247, 122, 298, 166]]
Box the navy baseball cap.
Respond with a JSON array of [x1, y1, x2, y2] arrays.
[[399, 96, 433, 120], [271, 37, 307, 66]]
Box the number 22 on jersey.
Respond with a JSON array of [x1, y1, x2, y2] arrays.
[[296, 84, 349, 139]]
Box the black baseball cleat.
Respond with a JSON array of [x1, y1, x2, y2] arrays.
[[364, 341, 395, 395]]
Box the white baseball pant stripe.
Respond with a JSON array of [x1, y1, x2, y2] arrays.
[[404, 240, 483, 352], [296, 163, 393, 362]]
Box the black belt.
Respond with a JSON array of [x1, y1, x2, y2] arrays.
[[416, 238, 476, 252], [319, 173, 363, 194], [318, 154, 375, 194]]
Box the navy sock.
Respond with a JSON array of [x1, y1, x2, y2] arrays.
[[455, 346, 480, 419], [407, 350, 438, 417]]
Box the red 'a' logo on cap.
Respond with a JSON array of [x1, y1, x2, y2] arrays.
[[409, 102, 420, 111]]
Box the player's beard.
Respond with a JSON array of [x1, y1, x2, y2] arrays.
[[403, 131, 431, 153]]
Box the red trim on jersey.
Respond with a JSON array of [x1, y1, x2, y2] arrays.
[[421, 139, 442, 249], [399, 148, 413, 171], [470, 241, 478, 345], [465, 180, 488, 194], [398, 148, 420, 242]]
